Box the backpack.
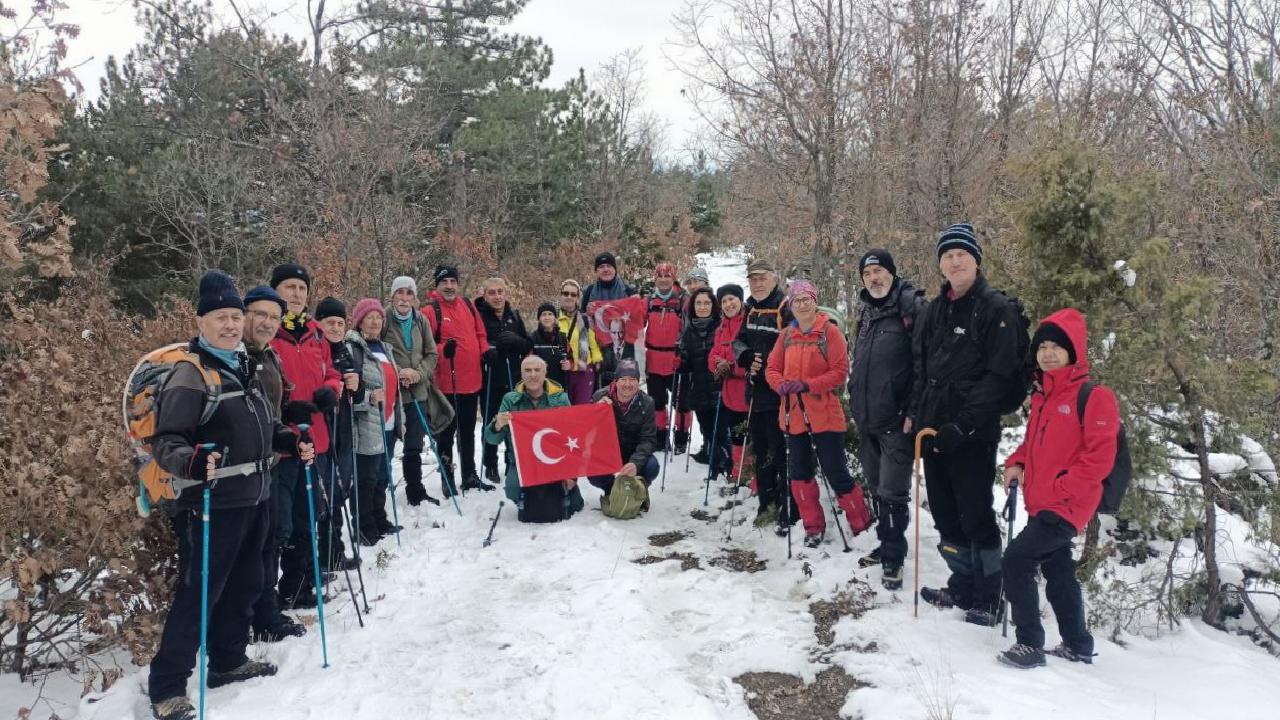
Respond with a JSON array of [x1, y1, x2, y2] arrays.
[[1077, 382, 1132, 515], [425, 297, 480, 345], [781, 321, 847, 398], [972, 286, 1032, 415], [122, 343, 225, 517], [519, 484, 569, 523], [602, 474, 648, 520]]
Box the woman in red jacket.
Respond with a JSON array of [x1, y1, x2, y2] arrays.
[[1000, 308, 1119, 669], [709, 284, 750, 490], [764, 280, 869, 547]]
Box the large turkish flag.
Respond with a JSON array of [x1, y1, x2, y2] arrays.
[[510, 403, 623, 487], [586, 296, 647, 349]]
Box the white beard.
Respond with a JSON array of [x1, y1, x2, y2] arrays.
[[866, 284, 891, 300]]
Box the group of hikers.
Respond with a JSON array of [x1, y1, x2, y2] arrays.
[[138, 222, 1122, 719]]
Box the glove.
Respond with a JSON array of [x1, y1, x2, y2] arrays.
[[187, 444, 222, 484], [313, 386, 339, 413], [497, 330, 527, 353], [483, 347, 500, 365], [283, 400, 318, 425], [777, 380, 808, 396], [935, 423, 969, 453], [442, 338, 458, 359]]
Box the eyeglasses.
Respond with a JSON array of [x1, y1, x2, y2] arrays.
[[561, 291, 579, 297], [248, 309, 281, 324], [791, 296, 816, 306]]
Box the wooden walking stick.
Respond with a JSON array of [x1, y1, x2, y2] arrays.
[[913, 427, 937, 618]]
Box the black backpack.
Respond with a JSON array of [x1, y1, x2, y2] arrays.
[[980, 287, 1033, 415], [1077, 382, 1132, 515], [425, 297, 479, 345]]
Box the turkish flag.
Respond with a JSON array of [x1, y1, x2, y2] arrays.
[[510, 403, 623, 487], [587, 296, 647, 349]]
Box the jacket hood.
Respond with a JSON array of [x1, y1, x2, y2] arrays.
[[1035, 307, 1090, 385], [514, 379, 566, 398]]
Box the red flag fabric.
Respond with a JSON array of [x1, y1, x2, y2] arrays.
[[510, 403, 623, 487], [586, 296, 647, 349]]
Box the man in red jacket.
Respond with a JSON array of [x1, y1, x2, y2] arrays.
[[269, 262, 343, 608], [645, 262, 690, 453], [999, 308, 1118, 669], [424, 265, 494, 495]]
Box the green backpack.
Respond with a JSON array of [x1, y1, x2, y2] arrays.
[[603, 474, 648, 520]]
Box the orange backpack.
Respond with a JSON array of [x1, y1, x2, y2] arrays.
[[122, 343, 224, 517]]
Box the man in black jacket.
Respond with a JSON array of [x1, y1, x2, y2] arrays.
[[588, 360, 660, 496], [149, 271, 314, 720], [476, 276, 533, 485], [847, 249, 926, 590], [910, 224, 1025, 625], [731, 258, 796, 533], [580, 252, 640, 385]]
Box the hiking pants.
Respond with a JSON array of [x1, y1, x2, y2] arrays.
[[278, 455, 331, 604], [397, 396, 428, 494], [352, 450, 390, 538], [923, 439, 1002, 611], [588, 455, 660, 495], [748, 409, 789, 512], [1005, 511, 1093, 654], [858, 428, 913, 567], [250, 472, 282, 634], [438, 391, 479, 484], [149, 502, 269, 703]]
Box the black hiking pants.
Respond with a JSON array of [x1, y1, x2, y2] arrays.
[[923, 439, 1002, 612], [438, 391, 480, 485], [1004, 511, 1093, 654]]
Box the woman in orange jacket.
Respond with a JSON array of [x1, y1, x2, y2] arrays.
[[765, 280, 870, 547]]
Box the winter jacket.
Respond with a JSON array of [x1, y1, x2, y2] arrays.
[[679, 316, 721, 411], [531, 326, 571, 388], [848, 279, 927, 435], [909, 274, 1024, 443], [271, 320, 343, 454], [153, 340, 296, 511], [476, 298, 533, 394], [592, 387, 659, 472], [732, 286, 793, 412], [328, 339, 360, 462], [344, 331, 405, 456], [580, 277, 639, 309], [381, 305, 439, 402], [423, 291, 489, 395], [1004, 309, 1120, 533], [765, 313, 849, 435], [644, 289, 687, 376], [246, 343, 284, 420], [482, 380, 572, 501], [709, 312, 749, 413], [557, 308, 603, 370]]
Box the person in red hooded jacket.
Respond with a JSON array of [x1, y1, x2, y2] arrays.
[[998, 308, 1118, 669], [709, 284, 751, 491], [268, 262, 343, 609]]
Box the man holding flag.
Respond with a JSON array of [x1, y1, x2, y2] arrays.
[[485, 356, 622, 523]]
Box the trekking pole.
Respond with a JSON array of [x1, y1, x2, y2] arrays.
[[913, 427, 938, 619], [483, 501, 505, 547], [340, 501, 370, 615], [375, 402, 403, 547], [325, 407, 339, 596], [795, 395, 851, 553], [1001, 479, 1019, 638], [682, 373, 694, 474], [703, 392, 723, 506], [726, 380, 756, 541], [659, 375, 677, 492], [335, 503, 365, 628], [298, 426, 330, 669], [196, 442, 219, 720], [343, 395, 371, 613], [411, 397, 462, 516]]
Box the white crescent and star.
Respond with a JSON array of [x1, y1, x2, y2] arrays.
[[532, 428, 582, 465]]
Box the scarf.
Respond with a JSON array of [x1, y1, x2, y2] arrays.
[[282, 310, 309, 333], [198, 336, 246, 373], [393, 307, 414, 350]]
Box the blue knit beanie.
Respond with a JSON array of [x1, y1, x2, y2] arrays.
[[243, 284, 286, 316], [936, 223, 981, 265], [197, 270, 245, 316]]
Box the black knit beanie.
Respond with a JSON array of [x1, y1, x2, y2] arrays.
[[269, 263, 310, 290], [1031, 322, 1076, 364], [315, 296, 347, 321], [716, 283, 744, 303], [197, 270, 245, 316]]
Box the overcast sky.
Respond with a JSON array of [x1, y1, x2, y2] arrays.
[[65, 0, 706, 160]]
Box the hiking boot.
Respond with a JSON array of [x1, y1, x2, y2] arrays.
[[405, 481, 428, 507], [358, 529, 381, 546], [283, 590, 317, 610], [152, 696, 196, 720], [1047, 644, 1094, 664], [485, 467, 502, 485], [964, 607, 1000, 627], [673, 431, 690, 455], [461, 472, 496, 492], [207, 659, 279, 689], [754, 505, 779, 528], [377, 521, 403, 535], [803, 530, 825, 548], [691, 446, 710, 464], [253, 614, 306, 642], [332, 555, 360, 571], [881, 563, 904, 591], [997, 644, 1046, 669], [919, 586, 957, 608], [858, 546, 882, 569]]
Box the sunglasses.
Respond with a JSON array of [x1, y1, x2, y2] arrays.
[[561, 290, 579, 297]]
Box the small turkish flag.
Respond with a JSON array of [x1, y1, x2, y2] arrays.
[[510, 403, 623, 487], [587, 296, 647, 349]]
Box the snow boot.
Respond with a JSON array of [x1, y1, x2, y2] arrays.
[[484, 466, 502, 486], [858, 546, 882, 568], [919, 586, 957, 608], [206, 659, 279, 689], [673, 430, 690, 456], [253, 614, 306, 642], [964, 607, 1000, 627], [691, 446, 710, 465], [461, 472, 496, 492], [283, 589, 317, 610], [789, 478, 825, 537], [377, 520, 403, 535], [152, 697, 196, 720], [881, 563, 903, 591], [997, 644, 1046, 669], [803, 530, 825, 548], [405, 480, 428, 507], [1048, 644, 1095, 664]]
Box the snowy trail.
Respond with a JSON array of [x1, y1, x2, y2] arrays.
[[70, 435, 1280, 720]]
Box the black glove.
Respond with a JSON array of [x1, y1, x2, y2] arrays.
[[442, 338, 458, 359], [496, 330, 526, 353], [313, 386, 339, 413], [187, 444, 222, 484], [283, 400, 318, 425], [483, 347, 500, 364], [935, 423, 969, 454]]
